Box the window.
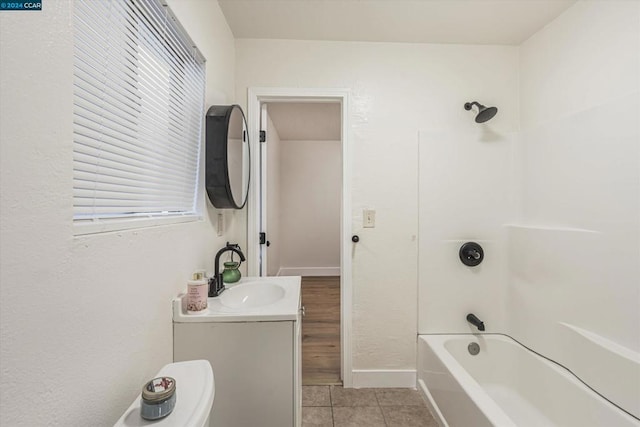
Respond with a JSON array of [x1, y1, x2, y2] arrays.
[[73, 0, 206, 234]]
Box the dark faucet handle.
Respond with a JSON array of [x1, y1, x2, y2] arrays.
[[208, 274, 226, 297], [459, 242, 484, 266], [208, 276, 217, 297]]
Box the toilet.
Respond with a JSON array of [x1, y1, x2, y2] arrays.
[[114, 360, 215, 427]]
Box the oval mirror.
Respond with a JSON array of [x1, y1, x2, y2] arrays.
[[205, 105, 250, 209]]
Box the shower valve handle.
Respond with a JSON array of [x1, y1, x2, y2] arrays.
[[469, 250, 480, 260], [459, 242, 484, 267]]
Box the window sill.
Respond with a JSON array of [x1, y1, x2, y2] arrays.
[[73, 214, 203, 236]]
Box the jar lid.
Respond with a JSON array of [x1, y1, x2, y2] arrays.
[[141, 377, 176, 403], [223, 262, 239, 268]]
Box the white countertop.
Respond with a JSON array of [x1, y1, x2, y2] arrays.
[[172, 276, 301, 323]]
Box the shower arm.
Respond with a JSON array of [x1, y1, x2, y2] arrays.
[[464, 102, 481, 111]]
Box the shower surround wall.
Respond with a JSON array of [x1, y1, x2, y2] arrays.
[[514, 0, 640, 417], [417, 128, 514, 334], [0, 1, 241, 425], [235, 40, 520, 383]]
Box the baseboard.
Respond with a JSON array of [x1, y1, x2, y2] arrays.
[[277, 267, 341, 277], [351, 369, 417, 388]]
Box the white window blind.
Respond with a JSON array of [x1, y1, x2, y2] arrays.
[[73, 0, 206, 227]]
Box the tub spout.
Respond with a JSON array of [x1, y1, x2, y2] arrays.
[[466, 313, 485, 331]]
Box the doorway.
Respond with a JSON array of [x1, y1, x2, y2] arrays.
[[247, 88, 353, 387], [264, 101, 341, 384]]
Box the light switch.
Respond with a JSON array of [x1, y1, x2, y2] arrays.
[[363, 209, 376, 228]]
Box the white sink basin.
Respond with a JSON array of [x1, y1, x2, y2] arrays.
[[173, 276, 301, 323], [219, 281, 286, 308]]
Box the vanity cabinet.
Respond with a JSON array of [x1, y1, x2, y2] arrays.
[[172, 277, 302, 427]]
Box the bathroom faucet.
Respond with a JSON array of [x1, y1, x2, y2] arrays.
[[209, 242, 246, 297], [466, 313, 485, 331]]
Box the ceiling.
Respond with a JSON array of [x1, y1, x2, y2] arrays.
[[267, 102, 341, 141], [218, 0, 576, 45], [231, 1, 577, 140]]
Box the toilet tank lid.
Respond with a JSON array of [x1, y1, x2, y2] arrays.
[[114, 360, 215, 427]]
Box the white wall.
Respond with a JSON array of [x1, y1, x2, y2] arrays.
[[514, 0, 640, 417], [278, 139, 341, 275], [0, 1, 241, 425], [167, 0, 248, 254], [235, 39, 519, 373], [266, 113, 282, 276]]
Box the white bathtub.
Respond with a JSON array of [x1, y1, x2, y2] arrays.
[[417, 334, 640, 427]]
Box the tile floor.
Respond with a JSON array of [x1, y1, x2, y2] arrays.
[[302, 386, 439, 427]]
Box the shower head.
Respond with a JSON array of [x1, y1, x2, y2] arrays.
[[464, 101, 498, 123]]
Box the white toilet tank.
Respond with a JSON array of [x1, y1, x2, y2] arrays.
[[114, 360, 214, 427]]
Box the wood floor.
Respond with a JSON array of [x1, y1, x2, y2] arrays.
[[301, 276, 341, 385]]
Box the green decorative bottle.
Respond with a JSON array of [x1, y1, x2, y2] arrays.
[[222, 261, 241, 284]]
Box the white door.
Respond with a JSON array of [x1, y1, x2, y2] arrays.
[[258, 103, 269, 276]]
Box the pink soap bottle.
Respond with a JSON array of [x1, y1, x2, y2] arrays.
[[187, 272, 208, 314]]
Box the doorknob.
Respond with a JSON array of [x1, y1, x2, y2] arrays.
[[352, 235, 359, 243]]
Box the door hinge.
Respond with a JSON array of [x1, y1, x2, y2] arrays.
[[259, 130, 266, 142], [259, 232, 271, 247]]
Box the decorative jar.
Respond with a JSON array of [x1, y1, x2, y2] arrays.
[[222, 261, 241, 283]]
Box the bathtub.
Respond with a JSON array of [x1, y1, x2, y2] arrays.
[[417, 334, 640, 427]]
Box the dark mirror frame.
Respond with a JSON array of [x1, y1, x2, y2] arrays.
[[205, 105, 251, 209]]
